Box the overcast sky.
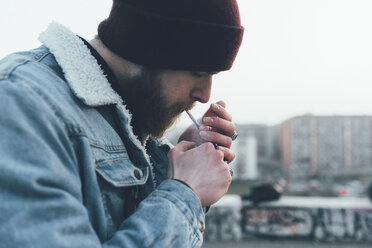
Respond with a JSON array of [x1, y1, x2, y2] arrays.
[[1, 0, 372, 127]]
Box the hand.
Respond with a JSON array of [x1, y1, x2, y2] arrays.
[[168, 141, 232, 207], [178, 100, 236, 163]]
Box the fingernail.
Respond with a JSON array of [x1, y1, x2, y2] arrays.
[[199, 131, 210, 138], [200, 125, 211, 131], [211, 103, 219, 110], [203, 117, 213, 124], [217, 146, 225, 151]]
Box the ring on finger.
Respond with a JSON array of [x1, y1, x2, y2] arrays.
[[229, 168, 234, 176], [230, 130, 238, 141]]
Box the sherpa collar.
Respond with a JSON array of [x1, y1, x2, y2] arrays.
[[38, 22, 157, 187], [38, 22, 122, 107]]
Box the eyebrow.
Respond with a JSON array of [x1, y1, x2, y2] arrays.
[[191, 71, 220, 77], [207, 71, 219, 75]]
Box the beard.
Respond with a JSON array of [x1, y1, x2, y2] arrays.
[[121, 69, 195, 139]]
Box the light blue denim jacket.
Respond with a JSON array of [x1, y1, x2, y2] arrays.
[[0, 22, 205, 248]]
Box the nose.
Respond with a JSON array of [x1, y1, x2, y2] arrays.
[[191, 76, 212, 103]]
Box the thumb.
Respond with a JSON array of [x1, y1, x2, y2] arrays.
[[175, 140, 197, 152]]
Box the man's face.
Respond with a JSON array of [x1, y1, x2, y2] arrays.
[[123, 68, 214, 138]]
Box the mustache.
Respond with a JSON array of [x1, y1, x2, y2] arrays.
[[174, 102, 196, 115], [170, 102, 196, 116], [185, 102, 196, 111]]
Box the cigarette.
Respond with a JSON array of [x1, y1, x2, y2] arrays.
[[186, 110, 201, 130], [185, 110, 219, 149], [186, 110, 234, 172], [185, 110, 230, 172]]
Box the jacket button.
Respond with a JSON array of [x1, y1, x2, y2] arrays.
[[134, 169, 141, 180], [198, 221, 204, 233]]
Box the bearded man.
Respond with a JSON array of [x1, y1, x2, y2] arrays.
[[0, 0, 244, 247]]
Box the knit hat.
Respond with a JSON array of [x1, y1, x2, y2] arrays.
[[98, 0, 244, 72]]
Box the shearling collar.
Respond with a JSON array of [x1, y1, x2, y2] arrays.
[[38, 22, 156, 187], [38, 22, 122, 107]]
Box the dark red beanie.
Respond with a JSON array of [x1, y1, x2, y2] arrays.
[[98, 0, 244, 72]]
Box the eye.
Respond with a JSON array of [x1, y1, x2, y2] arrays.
[[191, 71, 205, 78]]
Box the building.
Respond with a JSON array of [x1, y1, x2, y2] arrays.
[[230, 124, 282, 181], [280, 115, 372, 177]]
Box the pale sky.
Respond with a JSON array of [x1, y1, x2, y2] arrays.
[[1, 0, 372, 127]]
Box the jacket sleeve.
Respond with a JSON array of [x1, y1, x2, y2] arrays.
[[0, 81, 204, 248], [106, 180, 205, 247]]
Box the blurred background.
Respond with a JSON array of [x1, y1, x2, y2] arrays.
[[1, 0, 372, 246]]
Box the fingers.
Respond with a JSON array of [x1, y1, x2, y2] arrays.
[[201, 116, 235, 138], [201, 100, 227, 119], [209, 102, 232, 122], [217, 146, 236, 164], [178, 124, 203, 145], [215, 100, 226, 108], [168, 141, 197, 177], [199, 130, 233, 148], [174, 140, 197, 152], [199, 101, 234, 142]]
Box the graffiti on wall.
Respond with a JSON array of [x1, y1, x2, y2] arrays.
[[242, 207, 314, 237], [205, 207, 242, 242], [241, 207, 372, 242], [204, 206, 372, 243]]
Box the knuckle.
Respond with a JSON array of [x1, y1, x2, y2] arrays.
[[223, 112, 232, 122], [230, 151, 236, 161], [226, 137, 232, 147], [226, 113, 233, 122], [167, 148, 176, 158], [222, 166, 232, 183], [204, 142, 215, 151], [168, 147, 176, 155], [230, 122, 236, 132], [207, 131, 216, 140], [216, 150, 224, 160], [179, 140, 190, 146], [172, 145, 180, 153], [213, 117, 220, 125]]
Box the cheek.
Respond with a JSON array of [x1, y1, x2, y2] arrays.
[[158, 72, 197, 103], [165, 83, 193, 103]]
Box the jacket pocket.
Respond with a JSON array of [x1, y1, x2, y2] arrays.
[[91, 143, 149, 187], [90, 143, 149, 239], [95, 158, 149, 187]]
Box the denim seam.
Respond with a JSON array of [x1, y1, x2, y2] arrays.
[[96, 168, 149, 187], [89, 143, 126, 153], [6, 80, 91, 139], [12, 79, 89, 153], [95, 157, 130, 167], [20, 80, 70, 130], [68, 131, 88, 138], [3, 76, 81, 170], [0, 51, 51, 81], [99, 188, 111, 241], [0, 59, 32, 80], [34, 52, 51, 63]]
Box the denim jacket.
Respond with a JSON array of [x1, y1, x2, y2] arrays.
[[0, 22, 205, 248]]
